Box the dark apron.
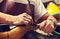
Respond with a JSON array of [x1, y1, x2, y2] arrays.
[[0, 0, 34, 19]]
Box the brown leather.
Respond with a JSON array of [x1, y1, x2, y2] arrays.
[[0, 25, 35, 39]]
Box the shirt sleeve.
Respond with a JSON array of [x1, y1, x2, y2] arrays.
[[32, 0, 47, 22]]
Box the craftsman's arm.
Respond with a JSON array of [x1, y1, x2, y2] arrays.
[[0, 12, 15, 24]]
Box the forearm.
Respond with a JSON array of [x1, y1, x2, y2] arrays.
[[37, 12, 50, 23], [43, 13, 57, 24], [38, 12, 57, 24], [0, 12, 15, 24]]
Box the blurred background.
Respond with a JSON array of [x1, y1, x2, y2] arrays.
[[42, 0, 60, 4]]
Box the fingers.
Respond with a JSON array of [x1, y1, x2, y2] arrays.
[[44, 20, 55, 33], [23, 18, 31, 23], [23, 13, 33, 24], [37, 20, 46, 30], [22, 20, 29, 25], [44, 24, 54, 34], [21, 13, 32, 21], [37, 20, 55, 34], [43, 20, 50, 31], [14, 13, 33, 25], [23, 13, 32, 20]]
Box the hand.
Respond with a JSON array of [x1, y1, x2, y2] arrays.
[[37, 20, 55, 34], [0, 0, 3, 3], [13, 13, 32, 25]]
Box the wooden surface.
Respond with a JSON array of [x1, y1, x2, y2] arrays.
[[0, 25, 35, 39]]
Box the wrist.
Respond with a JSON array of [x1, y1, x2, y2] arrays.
[[12, 16, 19, 25], [47, 16, 57, 27], [6, 16, 16, 25], [10, 16, 18, 24]]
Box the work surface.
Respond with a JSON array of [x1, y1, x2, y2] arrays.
[[0, 25, 35, 39], [0, 22, 60, 39]]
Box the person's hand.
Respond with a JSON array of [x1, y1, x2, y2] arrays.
[[13, 13, 32, 25], [0, 0, 3, 3], [37, 20, 55, 34]]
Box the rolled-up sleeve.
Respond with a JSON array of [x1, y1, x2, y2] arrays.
[[34, 0, 47, 22]]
